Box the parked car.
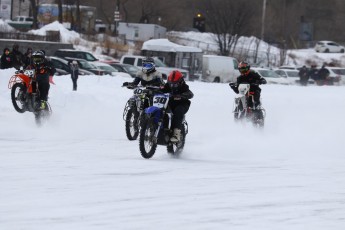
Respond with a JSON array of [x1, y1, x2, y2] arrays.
[[274, 69, 315, 85], [278, 65, 302, 70], [91, 62, 132, 78], [49, 56, 95, 76], [63, 57, 105, 75], [251, 67, 290, 85], [54, 49, 98, 62], [95, 54, 119, 64], [202, 55, 239, 83], [324, 67, 345, 85], [54, 68, 69, 76], [95, 19, 106, 33], [7, 16, 33, 30], [109, 63, 140, 78], [120, 55, 189, 80], [314, 41, 345, 53]]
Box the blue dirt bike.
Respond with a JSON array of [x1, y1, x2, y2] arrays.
[[139, 88, 188, 159]]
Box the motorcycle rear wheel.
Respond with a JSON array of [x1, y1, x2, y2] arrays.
[[167, 125, 186, 155], [139, 117, 157, 159], [125, 108, 139, 140], [35, 103, 52, 126], [253, 109, 265, 128], [11, 83, 26, 113]]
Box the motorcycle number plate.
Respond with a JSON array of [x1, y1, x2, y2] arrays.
[[133, 88, 143, 95], [152, 94, 168, 108]]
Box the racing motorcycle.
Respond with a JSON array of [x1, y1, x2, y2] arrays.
[[8, 69, 52, 126], [231, 83, 265, 128], [139, 88, 188, 159], [122, 85, 151, 140]]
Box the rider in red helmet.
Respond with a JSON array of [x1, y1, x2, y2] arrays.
[[229, 61, 266, 109], [161, 70, 194, 142]]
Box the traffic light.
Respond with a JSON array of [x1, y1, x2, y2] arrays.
[[193, 13, 205, 32]]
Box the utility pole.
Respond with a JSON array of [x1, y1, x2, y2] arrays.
[[255, 0, 267, 64], [114, 0, 120, 35], [261, 0, 267, 41]]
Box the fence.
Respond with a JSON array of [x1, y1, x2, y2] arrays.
[[0, 31, 60, 42]]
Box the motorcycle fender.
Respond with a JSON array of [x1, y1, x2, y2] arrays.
[[145, 106, 162, 123]]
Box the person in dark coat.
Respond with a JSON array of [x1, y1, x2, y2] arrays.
[[298, 65, 309, 86], [229, 61, 267, 109], [26, 50, 56, 110], [11, 44, 25, 70], [308, 64, 319, 82], [317, 64, 331, 85], [23, 47, 33, 68], [68, 60, 79, 91], [1, 48, 13, 69], [161, 70, 194, 142]]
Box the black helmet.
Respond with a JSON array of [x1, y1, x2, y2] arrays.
[[238, 61, 250, 74], [32, 50, 45, 65], [142, 57, 155, 74]]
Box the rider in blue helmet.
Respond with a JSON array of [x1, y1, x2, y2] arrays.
[[122, 57, 164, 87]]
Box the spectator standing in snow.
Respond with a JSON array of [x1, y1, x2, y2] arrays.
[[298, 65, 309, 86], [23, 47, 33, 68], [11, 44, 25, 70], [1, 47, 13, 69], [68, 60, 79, 91]]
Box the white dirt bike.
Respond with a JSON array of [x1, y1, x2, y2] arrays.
[[232, 83, 265, 128]]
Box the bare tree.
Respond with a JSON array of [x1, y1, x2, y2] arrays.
[[199, 0, 254, 56], [29, 0, 38, 29], [57, 0, 63, 23], [75, 0, 81, 31]]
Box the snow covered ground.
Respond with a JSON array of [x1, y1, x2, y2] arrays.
[[1, 68, 345, 230]]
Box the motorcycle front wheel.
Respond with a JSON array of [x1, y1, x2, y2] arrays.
[[139, 117, 158, 159], [234, 100, 244, 121], [11, 83, 27, 113], [125, 108, 139, 140], [167, 125, 186, 155]]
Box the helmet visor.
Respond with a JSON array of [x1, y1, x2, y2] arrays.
[[33, 56, 43, 64], [169, 82, 180, 89], [143, 63, 154, 69], [239, 67, 249, 73]]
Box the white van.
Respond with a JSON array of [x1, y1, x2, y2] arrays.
[[120, 55, 189, 80], [202, 55, 239, 83]]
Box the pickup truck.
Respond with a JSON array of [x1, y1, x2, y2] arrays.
[[7, 16, 33, 30], [120, 55, 189, 80]]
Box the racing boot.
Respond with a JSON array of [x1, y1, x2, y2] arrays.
[[254, 101, 262, 110], [39, 100, 46, 110], [170, 128, 181, 143]]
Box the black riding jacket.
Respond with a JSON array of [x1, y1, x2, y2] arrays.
[[161, 82, 194, 108], [234, 70, 266, 93]]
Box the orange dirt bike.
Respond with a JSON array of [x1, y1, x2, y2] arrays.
[[8, 69, 52, 125]]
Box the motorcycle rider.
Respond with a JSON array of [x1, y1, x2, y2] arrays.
[[229, 61, 266, 109], [27, 50, 56, 110], [122, 57, 164, 88], [161, 70, 194, 142]]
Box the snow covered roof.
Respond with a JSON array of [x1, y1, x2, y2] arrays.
[[142, 38, 202, 53]]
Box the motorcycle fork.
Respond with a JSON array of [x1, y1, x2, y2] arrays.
[[153, 110, 171, 140]]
